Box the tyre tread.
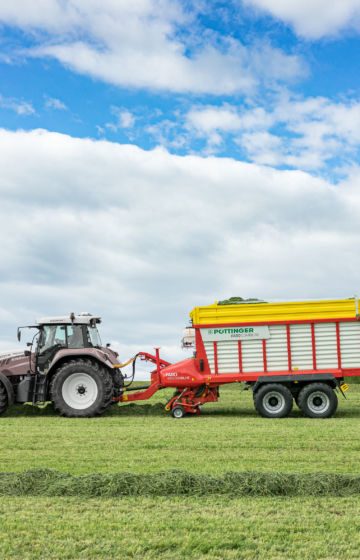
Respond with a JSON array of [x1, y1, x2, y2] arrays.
[[0, 382, 8, 415]]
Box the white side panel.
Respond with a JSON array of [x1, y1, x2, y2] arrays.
[[314, 323, 338, 369], [203, 320, 360, 374], [340, 322, 360, 367], [266, 325, 288, 371], [290, 324, 313, 370], [217, 340, 239, 373], [204, 341, 215, 374], [242, 339, 264, 373]]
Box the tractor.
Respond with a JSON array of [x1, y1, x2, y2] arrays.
[[0, 313, 125, 417]]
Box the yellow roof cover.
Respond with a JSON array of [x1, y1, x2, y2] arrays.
[[190, 297, 359, 325]]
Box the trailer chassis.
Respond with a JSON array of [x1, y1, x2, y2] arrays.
[[113, 349, 348, 419]]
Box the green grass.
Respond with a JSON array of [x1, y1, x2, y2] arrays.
[[1, 496, 360, 559], [1, 383, 360, 475], [1, 383, 360, 559]]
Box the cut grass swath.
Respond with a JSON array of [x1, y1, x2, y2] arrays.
[[1, 469, 360, 497]]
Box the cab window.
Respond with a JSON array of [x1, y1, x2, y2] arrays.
[[67, 325, 84, 348], [39, 325, 66, 352]]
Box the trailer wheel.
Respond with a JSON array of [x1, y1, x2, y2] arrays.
[[254, 384, 293, 418], [172, 405, 185, 419], [0, 382, 8, 416], [297, 383, 338, 419], [50, 359, 113, 418]]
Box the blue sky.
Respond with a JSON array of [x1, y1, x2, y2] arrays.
[[1, 1, 360, 361], [1, 1, 360, 176]]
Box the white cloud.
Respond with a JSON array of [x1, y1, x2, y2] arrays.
[[0, 128, 360, 364], [183, 95, 360, 170], [237, 131, 283, 166], [244, 0, 360, 39], [44, 97, 67, 111], [118, 111, 135, 129], [0, 94, 35, 115], [187, 106, 243, 133], [106, 108, 136, 133], [185, 105, 243, 150], [0, 1, 304, 94]]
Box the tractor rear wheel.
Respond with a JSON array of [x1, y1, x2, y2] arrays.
[[50, 359, 113, 418], [0, 382, 8, 415]]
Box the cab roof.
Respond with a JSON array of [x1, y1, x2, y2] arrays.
[[36, 313, 101, 326]]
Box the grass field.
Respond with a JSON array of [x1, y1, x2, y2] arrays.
[[1, 382, 360, 558], [1, 383, 360, 474], [2, 496, 360, 559]]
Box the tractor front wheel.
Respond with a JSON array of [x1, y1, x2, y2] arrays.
[[50, 359, 113, 418]]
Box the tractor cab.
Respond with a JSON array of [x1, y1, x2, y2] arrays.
[[35, 314, 102, 373], [18, 313, 104, 374]]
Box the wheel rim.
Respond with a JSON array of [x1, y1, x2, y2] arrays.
[[62, 373, 98, 410], [307, 391, 330, 414], [263, 391, 286, 414], [173, 407, 183, 418]]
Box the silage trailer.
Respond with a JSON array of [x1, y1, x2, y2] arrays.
[[0, 297, 359, 419]]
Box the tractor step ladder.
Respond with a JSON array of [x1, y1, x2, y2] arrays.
[[32, 374, 48, 404]]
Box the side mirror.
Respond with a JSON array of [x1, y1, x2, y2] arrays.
[[24, 350, 31, 357], [17, 329, 21, 342], [26, 342, 32, 347]]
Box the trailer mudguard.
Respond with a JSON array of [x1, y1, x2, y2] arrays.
[[253, 373, 338, 393], [0, 372, 15, 406]]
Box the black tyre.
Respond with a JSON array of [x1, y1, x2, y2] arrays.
[[112, 369, 124, 398], [254, 384, 293, 418], [171, 405, 185, 418], [50, 359, 113, 418], [298, 383, 338, 418], [0, 382, 8, 415]]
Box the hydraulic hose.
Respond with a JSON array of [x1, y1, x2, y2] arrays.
[[113, 354, 140, 388], [113, 356, 136, 369]]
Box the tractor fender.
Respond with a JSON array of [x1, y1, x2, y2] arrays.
[[0, 372, 15, 406], [47, 348, 115, 376]]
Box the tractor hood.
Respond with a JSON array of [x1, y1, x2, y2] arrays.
[[0, 350, 30, 377]]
